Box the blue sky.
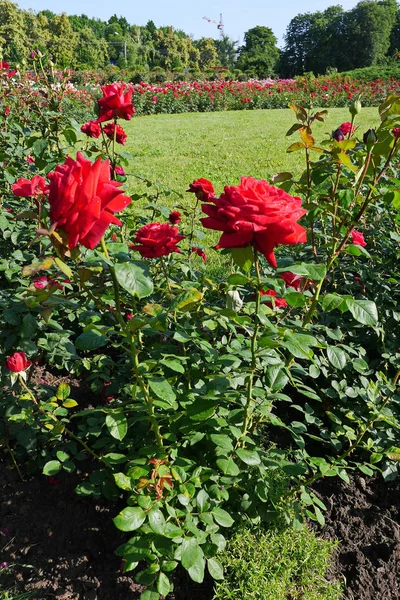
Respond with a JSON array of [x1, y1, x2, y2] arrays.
[[17, 0, 361, 46]]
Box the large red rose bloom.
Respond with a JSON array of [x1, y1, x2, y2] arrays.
[[200, 176, 307, 267], [48, 152, 131, 250]]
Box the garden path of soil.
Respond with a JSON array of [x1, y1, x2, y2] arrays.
[[0, 457, 399, 599]]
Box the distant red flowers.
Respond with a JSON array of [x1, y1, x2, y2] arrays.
[[187, 179, 215, 203], [131, 222, 185, 258], [48, 152, 131, 249], [200, 176, 307, 267], [97, 83, 135, 123], [5, 351, 31, 373]]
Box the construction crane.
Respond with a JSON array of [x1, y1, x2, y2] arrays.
[[203, 13, 224, 37]]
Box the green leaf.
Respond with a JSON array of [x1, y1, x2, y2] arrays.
[[113, 507, 146, 532], [22, 256, 53, 277], [236, 448, 261, 465], [321, 293, 344, 312], [148, 508, 166, 535], [285, 292, 307, 307], [216, 457, 239, 476], [280, 263, 326, 282], [187, 399, 216, 421], [160, 359, 185, 373], [230, 247, 253, 273], [188, 557, 205, 583], [56, 451, 69, 462], [140, 590, 159, 600], [346, 299, 378, 327], [207, 557, 224, 580], [266, 366, 288, 391], [54, 257, 73, 279], [114, 472, 132, 491], [75, 330, 108, 351], [56, 382, 71, 401], [148, 378, 176, 403], [157, 572, 170, 596], [172, 288, 203, 312], [211, 507, 234, 527], [114, 261, 153, 299], [106, 412, 128, 441], [43, 460, 61, 476], [287, 141, 305, 152], [181, 538, 204, 569], [327, 347, 347, 370]]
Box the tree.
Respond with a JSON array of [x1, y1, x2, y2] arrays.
[[195, 37, 218, 70], [47, 13, 78, 68], [0, 0, 27, 63], [76, 26, 109, 69], [237, 26, 279, 77], [214, 35, 237, 70]]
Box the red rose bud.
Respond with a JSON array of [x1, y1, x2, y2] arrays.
[[338, 122, 355, 136], [392, 127, 400, 139], [103, 122, 127, 145], [168, 211, 181, 225], [201, 176, 307, 268], [48, 152, 132, 250], [131, 222, 185, 258], [187, 178, 215, 202], [260, 289, 288, 308], [191, 247, 207, 262], [332, 128, 345, 142], [12, 175, 49, 198], [81, 120, 101, 139], [114, 165, 126, 176], [351, 229, 366, 247], [363, 129, 377, 147], [6, 351, 32, 373], [97, 83, 135, 123]]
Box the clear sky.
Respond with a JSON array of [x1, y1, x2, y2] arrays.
[[17, 0, 361, 46]]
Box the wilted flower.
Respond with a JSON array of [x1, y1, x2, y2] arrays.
[[168, 211, 181, 225]]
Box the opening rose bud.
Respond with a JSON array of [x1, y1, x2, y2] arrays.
[[5, 351, 32, 373], [332, 128, 345, 142]]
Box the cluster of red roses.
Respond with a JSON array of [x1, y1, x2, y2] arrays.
[[81, 83, 134, 146]]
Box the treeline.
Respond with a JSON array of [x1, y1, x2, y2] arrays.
[[1, 0, 400, 78]]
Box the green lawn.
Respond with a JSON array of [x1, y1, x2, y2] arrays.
[[123, 107, 379, 202]]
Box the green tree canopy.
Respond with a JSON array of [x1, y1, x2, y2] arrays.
[[237, 26, 279, 77]]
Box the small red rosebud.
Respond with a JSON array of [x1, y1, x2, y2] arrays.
[[168, 211, 181, 225], [5, 351, 32, 373]]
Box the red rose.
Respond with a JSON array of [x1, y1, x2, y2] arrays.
[[338, 122, 355, 136], [187, 179, 215, 203], [0, 62, 17, 78], [103, 122, 127, 145], [350, 229, 366, 247], [280, 271, 302, 290], [260, 289, 288, 308], [168, 211, 181, 225], [131, 222, 185, 258], [97, 83, 135, 123], [114, 166, 126, 176], [191, 246, 207, 262], [392, 127, 400, 139], [33, 276, 49, 289], [6, 351, 32, 373], [48, 152, 132, 250], [81, 120, 101, 139], [12, 175, 49, 198], [201, 176, 307, 267]]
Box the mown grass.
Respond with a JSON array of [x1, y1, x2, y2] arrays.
[[123, 107, 378, 202]]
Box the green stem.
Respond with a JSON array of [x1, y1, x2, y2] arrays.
[[129, 332, 163, 448], [160, 256, 172, 294], [100, 237, 126, 331], [240, 251, 262, 440]]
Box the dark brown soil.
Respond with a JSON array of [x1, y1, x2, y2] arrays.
[[311, 474, 400, 600], [1, 454, 400, 599]]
